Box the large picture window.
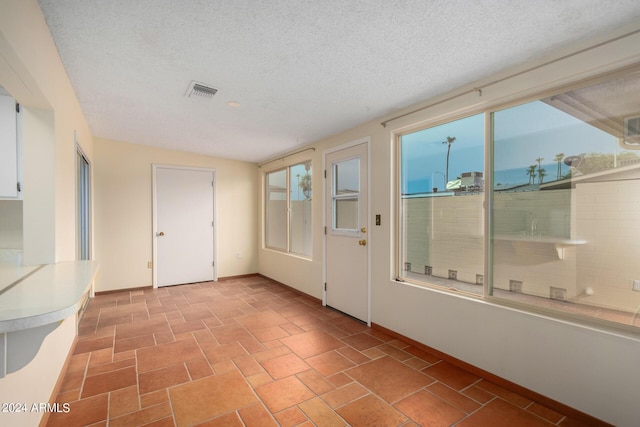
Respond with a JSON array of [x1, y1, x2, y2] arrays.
[[265, 161, 312, 257], [398, 67, 640, 330]]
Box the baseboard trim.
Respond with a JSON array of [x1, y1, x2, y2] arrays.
[[217, 273, 260, 281], [371, 322, 611, 427], [95, 285, 153, 295], [38, 335, 79, 427]]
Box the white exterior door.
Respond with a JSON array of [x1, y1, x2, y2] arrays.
[[154, 166, 215, 287], [325, 140, 369, 323]]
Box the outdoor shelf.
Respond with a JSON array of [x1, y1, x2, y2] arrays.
[[493, 234, 587, 260]]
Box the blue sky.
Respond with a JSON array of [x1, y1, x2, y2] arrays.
[[401, 101, 622, 194]]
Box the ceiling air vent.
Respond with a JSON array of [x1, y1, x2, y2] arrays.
[[185, 81, 218, 101]]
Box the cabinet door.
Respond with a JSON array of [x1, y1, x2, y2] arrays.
[[0, 94, 18, 198]]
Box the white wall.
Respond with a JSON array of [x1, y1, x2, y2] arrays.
[[258, 24, 640, 426], [0, 2, 95, 425], [94, 137, 259, 292]]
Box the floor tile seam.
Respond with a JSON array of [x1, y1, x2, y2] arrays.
[[430, 380, 489, 410], [296, 398, 350, 426], [85, 358, 137, 378], [108, 399, 174, 425], [237, 365, 287, 420], [326, 387, 391, 414], [472, 379, 534, 408], [161, 385, 178, 427], [520, 401, 566, 426], [456, 377, 493, 404], [448, 395, 500, 424], [418, 382, 480, 415]]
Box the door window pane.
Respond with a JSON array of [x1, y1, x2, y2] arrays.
[[332, 158, 359, 231], [335, 198, 358, 229]]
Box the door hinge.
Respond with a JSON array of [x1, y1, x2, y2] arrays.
[[15, 102, 20, 113], [324, 226, 327, 235], [212, 261, 215, 267], [17, 182, 21, 192], [324, 170, 326, 178], [324, 282, 327, 291]]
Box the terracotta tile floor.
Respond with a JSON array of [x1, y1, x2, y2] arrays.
[[46, 276, 597, 426]]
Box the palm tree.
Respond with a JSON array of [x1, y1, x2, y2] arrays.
[[538, 167, 547, 184], [299, 173, 312, 199], [554, 153, 565, 179], [526, 165, 537, 184], [442, 136, 456, 185]]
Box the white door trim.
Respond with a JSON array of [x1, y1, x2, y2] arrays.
[[322, 136, 371, 325], [152, 164, 217, 288]]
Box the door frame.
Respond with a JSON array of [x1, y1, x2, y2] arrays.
[[152, 164, 217, 288], [322, 137, 371, 325]]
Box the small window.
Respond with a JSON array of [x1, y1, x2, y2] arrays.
[[265, 161, 312, 257]]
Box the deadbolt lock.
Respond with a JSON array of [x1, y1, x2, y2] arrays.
[[157, 232, 165, 237], [360, 227, 367, 233]]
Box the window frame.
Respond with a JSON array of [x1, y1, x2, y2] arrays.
[[395, 64, 640, 334], [264, 160, 313, 258], [329, 155, 362, 237]]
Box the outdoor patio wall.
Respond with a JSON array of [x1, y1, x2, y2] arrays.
[[259, 24, 640, 426], [574, 179, 640, 310], [403, 195, 484, 284], [94, 137, 259, 292], [492, 190, 577, 300]]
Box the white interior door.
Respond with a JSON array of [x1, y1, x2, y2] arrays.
[[154, 166, 215, 287], [325, 141, 369, 323]]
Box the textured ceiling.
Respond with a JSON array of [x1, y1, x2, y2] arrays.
[[37, 0, 640, 163]]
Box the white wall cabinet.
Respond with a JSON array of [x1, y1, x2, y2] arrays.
[[0, 94, 19, 198]]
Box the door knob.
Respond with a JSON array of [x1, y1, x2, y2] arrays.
[[157, 232, 165, 237], [358, 239, 367, 246]]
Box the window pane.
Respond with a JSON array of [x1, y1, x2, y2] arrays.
[[266, 169, 287, 250], [332, 158, 360, 231], [399, 113, 485, 293], [491, 69, 640, 327], [334, 158, 359, 195], [289, 162, 312, 256], [335, 198, 358, 229], [77, 149, 91, 260]]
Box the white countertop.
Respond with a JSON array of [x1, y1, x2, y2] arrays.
[[0, 261, 99, 333]]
